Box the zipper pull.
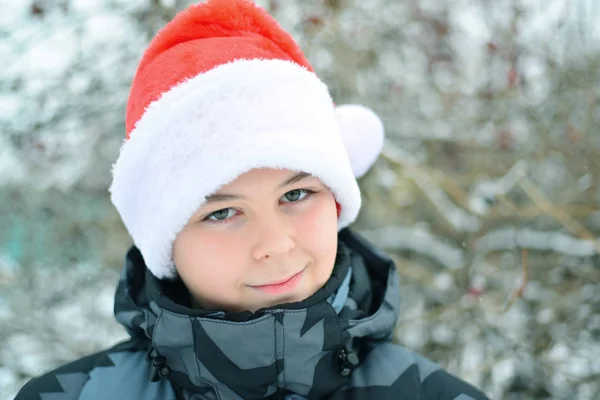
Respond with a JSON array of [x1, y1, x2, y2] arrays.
[[336, 347, 359, 377], [149, 354, 171, 382]]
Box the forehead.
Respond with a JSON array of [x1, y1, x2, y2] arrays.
[[218, 168, 313, 191], [202, 169, 323, 205]]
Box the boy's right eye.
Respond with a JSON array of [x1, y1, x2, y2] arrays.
[[204, 208, 237, 222]]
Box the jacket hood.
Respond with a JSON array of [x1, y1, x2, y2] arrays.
[[113, 229, 400, 399]]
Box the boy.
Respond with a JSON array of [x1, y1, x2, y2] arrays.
[[16, 0, 490, 399]]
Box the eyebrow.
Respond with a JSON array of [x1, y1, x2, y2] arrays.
[[204, 172, 312, 203]]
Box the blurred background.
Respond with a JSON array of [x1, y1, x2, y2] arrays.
[[1, 0, 600, 398]]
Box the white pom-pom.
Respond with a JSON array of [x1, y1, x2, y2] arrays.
[[335, 104, 384, 178]]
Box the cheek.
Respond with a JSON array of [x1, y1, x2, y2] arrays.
[[175, 226, 242, 263], [298, 194, 337, 230], [296, 194, 338, 260], [172, 228, 246, 291]]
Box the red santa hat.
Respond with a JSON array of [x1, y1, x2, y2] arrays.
[[110, 0, 384, 279]]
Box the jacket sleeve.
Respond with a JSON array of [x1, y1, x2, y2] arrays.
[[14, 339, 151, 400], [417, 359, 490, 400], [333, 342, 490, 400], [15, 350, 117, 400]]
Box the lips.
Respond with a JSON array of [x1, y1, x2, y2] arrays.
[[251, 269, 305, 295], [262, 272, 302, 286]]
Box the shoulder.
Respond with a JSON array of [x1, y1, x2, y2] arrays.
[[335, 342, 490, 400], [14, 340, 175, 400]]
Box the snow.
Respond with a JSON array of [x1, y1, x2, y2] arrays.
[[362, 225, 466, 269], [433, 272, 454, 292], [112, 0, 152, 13], [160, 0, 178, 8], [460, 339, 486, 387], [431, 324, 456, 345], [475, 227, 597, 256], [536, 308, 556, 325], [70, 0, 108, 14], [21, 28, 78, 78], [0, 1, 30, 28], [491, 358, 517, 394]]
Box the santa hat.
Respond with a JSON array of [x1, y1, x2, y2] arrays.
[[109, 0, 384, 279]]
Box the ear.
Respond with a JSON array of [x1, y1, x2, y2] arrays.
[[335, 104, 384, 179]]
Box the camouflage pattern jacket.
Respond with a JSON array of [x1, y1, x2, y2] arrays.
[[16, 229, 490, 400]]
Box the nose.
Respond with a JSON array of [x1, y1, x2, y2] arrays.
[[251, 213, 296, 260]]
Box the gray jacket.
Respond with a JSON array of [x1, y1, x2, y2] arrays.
[[16, 229, 490, 399]]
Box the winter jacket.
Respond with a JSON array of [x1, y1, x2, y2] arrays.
[[16, 228, 490, 399]]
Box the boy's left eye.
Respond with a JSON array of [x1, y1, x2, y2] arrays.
[[281, 189, 313, 203]]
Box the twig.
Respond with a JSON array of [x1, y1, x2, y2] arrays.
[[359, 225, 466, 270], [381, 143, 480, 233], [467, 160, 527, 216], [489, 201, 599, 219], [518, 176, 600, 254], [501, 249, 529, 313], [381, 144, 474, 210], [474, 227, 597, 257]]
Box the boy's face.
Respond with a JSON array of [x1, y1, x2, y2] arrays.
[[172, 168, 339, 312]]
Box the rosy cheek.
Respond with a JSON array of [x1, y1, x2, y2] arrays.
[[296, 196, 338, 246], [300, 198, 331, 229], [200, 233, 230, 252]]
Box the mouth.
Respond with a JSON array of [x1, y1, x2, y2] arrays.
[[251, 268, 305, 295]]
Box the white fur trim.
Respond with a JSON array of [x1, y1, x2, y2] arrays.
[[110, 59, 361, 279], [335, 104, 384, 178]]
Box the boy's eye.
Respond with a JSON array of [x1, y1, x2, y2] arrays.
[[203, 189, 315, 223], [281, 189, 312, 203], [205, 208, 236, 222]]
